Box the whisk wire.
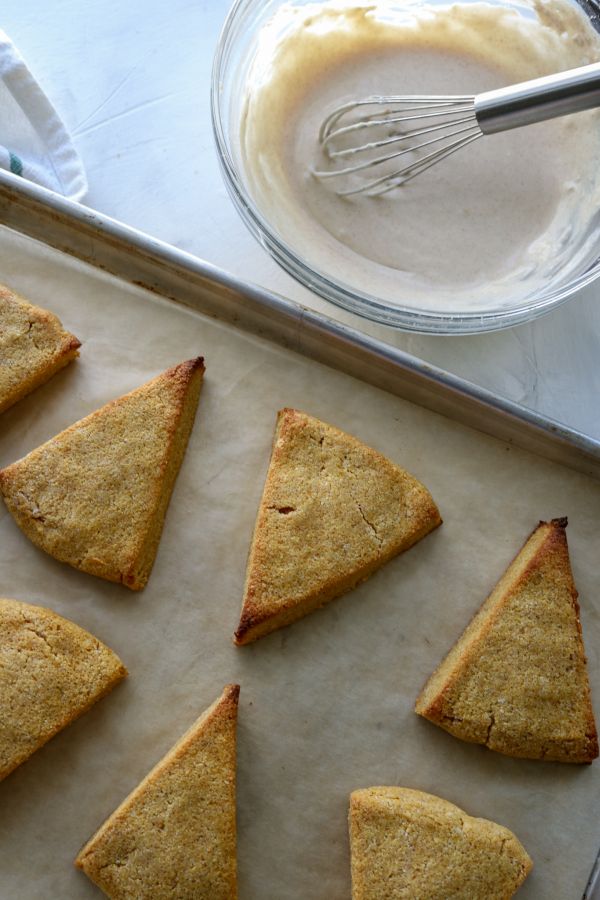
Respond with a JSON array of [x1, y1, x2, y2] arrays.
[[318, 94, 476, 141], [340, 131, 482, 196], [322, 107, 477, 152], [313, 122, 481, 181], [324, 115, 479, 160], [316, 95, 482, 194]]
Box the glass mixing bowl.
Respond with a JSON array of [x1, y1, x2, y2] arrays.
[[211, 0, 600, 334]]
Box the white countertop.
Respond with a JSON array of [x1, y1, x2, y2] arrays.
[[3, 0, 599, 440]]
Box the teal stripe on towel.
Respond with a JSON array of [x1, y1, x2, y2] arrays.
[[9, 152, 23, 176]]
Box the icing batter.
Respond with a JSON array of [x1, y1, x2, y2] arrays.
[[237, 0, 600, 312]]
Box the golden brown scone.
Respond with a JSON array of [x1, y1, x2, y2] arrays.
[[75, 684, 240, 900], [416, 518, 598, 763], [349, 787, 532, 900], [0, 284, 80, 414], [235, 408, 441, 644], [0, 358, 204, 590], [0, 597, 127, 781]]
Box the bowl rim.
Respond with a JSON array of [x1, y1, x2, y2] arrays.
[[211, 0, 600, 334]]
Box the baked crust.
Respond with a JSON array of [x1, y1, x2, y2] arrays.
[[349, 787, 532, 900], [0, 358, 204, 590], [416, 518, 598, 763], [75, 684, 240, 900], [235, 408, 441, 644], [0, 284, 80, 414], [0, 597, 127, 781]]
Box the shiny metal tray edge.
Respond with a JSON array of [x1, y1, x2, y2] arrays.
[[0, 170, 598, 482]]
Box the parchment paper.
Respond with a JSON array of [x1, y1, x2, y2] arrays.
[[0, 225, 598, 900]]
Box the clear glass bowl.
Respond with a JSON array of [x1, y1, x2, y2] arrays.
[[211, 0, 600, 334]]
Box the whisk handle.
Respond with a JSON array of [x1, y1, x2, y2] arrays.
[[475, 62, 600, 134]]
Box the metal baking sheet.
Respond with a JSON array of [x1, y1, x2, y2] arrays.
[[0, 177, 598, 899], [0, 172, 598, 482]]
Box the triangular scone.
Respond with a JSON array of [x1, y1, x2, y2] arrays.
[[349, 787, 532, 900], [0, 284, 80, 414], [0, 358, 204, 590], [235, 408, 441, 644], [76, 684, 239, 900], [416, 518, 598, 763], [0, 598, 127, 781]]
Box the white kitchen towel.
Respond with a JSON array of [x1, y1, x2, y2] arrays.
[[0, 29, 86, 200]]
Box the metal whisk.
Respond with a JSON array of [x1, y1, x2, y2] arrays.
[[313, 62, 600, 196]]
